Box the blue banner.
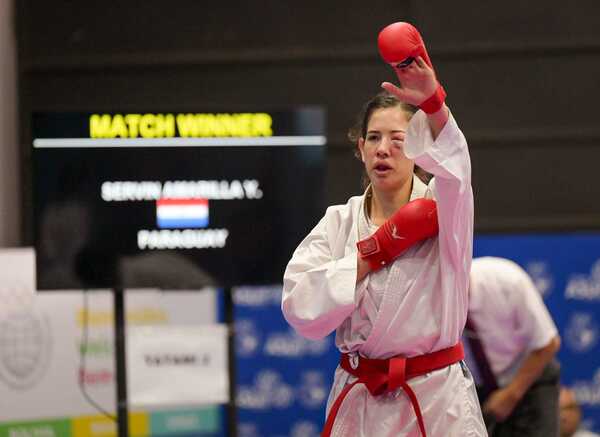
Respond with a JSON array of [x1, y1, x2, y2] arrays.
[[228, 233, 600, 436], [233, 285, 339, 437], [475, 233, 600, 432]]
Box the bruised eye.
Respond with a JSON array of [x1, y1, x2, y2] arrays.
[[391, 137, 405, 147]]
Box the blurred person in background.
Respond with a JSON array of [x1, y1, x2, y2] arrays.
[[465, 256, 561, 436], [560, 386, 600, 437]]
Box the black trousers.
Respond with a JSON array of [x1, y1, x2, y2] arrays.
[[477, 360, 561, 437]]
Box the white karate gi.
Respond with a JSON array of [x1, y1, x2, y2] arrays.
[[282, 110, 487, 436]]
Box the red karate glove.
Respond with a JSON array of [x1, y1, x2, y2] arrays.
[[357, 198, 438, 272], [377, 22, 446, 114]]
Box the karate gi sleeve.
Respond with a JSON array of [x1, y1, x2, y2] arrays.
[[282, 209, 360, 340], [403, 110, 474, 277]]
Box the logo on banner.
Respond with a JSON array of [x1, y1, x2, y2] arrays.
[[0, 310, 52, 389], [565, 259, 600, 301], [237, 370, 294, 410], [290, 421, 320, 437], [233, 285, 282, 307], [526, 261, 553, 297], [156, 198, 209, 229], [297, 371, 328, 409], [238, 422, 260, 437], [264, 329, 330, 358], [236, 319, 261, 357], [565, 313, 600, 353], [572, 369, 600, 406]]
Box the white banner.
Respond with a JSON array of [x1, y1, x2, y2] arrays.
[[128, 324, 229, 407], [0, 248, 35, 319], [0, 252, 220, 423]]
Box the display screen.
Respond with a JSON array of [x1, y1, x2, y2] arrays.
[[32, 109, 326, 290]]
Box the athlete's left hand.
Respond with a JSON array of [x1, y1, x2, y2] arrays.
[[482, 387, 521, 422], [381, 56, 438, 107]]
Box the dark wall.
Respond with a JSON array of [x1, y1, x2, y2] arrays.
[[17, 0, 600, 242]]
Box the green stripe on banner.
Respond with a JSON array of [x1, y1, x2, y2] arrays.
[[0, 418, 71, 437], [150, 407, 220, 435]]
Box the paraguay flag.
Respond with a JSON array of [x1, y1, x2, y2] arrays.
[[156, 198, 209, 229]]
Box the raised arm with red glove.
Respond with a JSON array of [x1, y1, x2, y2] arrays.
[[377, 22, 448, 131], [357, 198, 438, 272]]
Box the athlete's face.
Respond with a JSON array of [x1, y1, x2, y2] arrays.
[[358, 106, 414, 193]]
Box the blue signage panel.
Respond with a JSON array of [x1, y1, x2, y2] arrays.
[[233, 285, 340, 437], [475, 233, 600, 432], [228, 234, 600, 435]]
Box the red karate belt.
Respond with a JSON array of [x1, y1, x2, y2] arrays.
[[321, 343, 464, 437]]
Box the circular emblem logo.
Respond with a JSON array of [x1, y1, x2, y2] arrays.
[[565, 313, 599, 353], [0, 310, 52, 389], [526, 261, 553, 297], [298, 371, 328, 408], [235, 319, 260, 357]]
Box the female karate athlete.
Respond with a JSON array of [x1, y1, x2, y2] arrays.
[[282, 22, 487, 436]]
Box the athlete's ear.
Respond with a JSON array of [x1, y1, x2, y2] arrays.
[[358, 138, 365, 162]]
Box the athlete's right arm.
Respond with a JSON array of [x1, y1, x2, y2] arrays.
[[282, 208, 360, 340]]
